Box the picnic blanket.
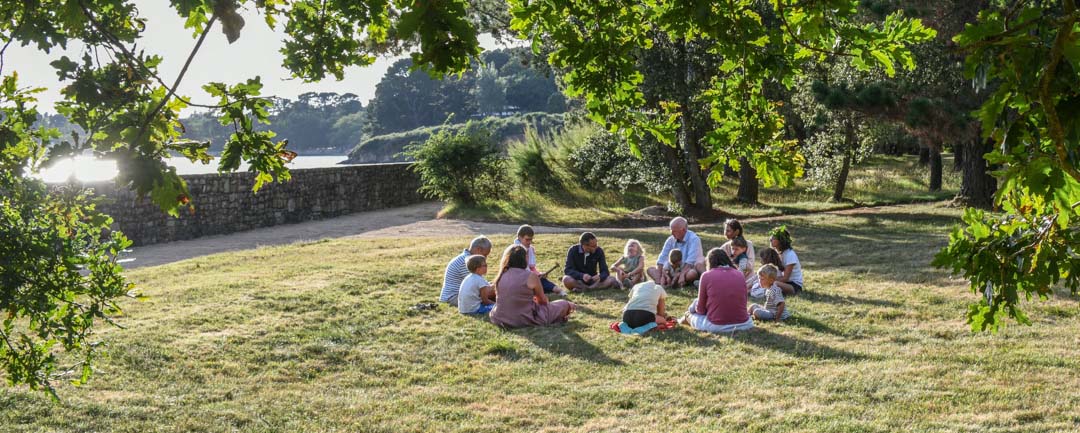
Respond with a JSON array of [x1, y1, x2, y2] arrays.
[[609, 317, 678, 334]]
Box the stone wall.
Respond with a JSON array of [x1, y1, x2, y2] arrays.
[[85, 163, 425, 246]]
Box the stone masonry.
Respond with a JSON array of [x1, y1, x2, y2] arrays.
[[83, 163, 425, 246]]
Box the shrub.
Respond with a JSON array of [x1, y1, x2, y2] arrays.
[[567, 131, 673, 194], [509, 128, 561, 193], [402, 123, 508, 204]]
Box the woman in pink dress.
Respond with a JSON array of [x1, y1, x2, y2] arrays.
[[490, 245, 576, 327]]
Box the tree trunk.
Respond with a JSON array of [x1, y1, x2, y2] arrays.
[[680, 114, 713, 215], [833, 121, 856, 202], [918, 146, 930, 165], [952, 143, 963, 171], [957, 137, 997, 209], [929, 148, 943, 191], [678, 39, 713, 217], [737, 156, 759, 203], [658, 141, 693, 211]]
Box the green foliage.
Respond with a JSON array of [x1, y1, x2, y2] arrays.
[[366, 49, 564, 136], [935, 3, 1080, 332], [566, 130, 674, 195], [508, 129, 561, 193], [509, 0, 934, 194], [1, 0, 489, 394], [402, 123, 508, 204], [347, 112, 567, 163], [0, 77, 133, 397]]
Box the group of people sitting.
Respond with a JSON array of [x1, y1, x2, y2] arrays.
[[438, 217, 804, 333]]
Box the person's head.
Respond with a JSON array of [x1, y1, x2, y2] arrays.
[[669, 216, 688, 240], [757, 263, 779, 287], [707, 247, 734, 270], [504, 245, 528, 269], [495, 245, 528, 288], [770, 226, 792, 251], [579, 232, 598, 253], [731, 236, 748, 257], [667, 248, 683, 267], [468, 236, 492, 257], [466, 255, 488, 275], [624, 239, 644, 258], [724, 219, 744, 240], [759, 247, 783, 268], [516, 225, 535, 247]]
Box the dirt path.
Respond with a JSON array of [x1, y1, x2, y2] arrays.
[[122, 201, 921, 269]]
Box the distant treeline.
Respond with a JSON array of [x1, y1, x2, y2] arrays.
[[182, 47, 567, 156]]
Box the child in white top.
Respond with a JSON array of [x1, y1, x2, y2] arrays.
[[748, 264, 791, 321], [458, 255, 496, 314]]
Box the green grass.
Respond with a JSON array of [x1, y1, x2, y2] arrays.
[[445, 154, 962, 226], [4, 203, 1079, 432]]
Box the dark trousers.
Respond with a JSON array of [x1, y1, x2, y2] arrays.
[[622, 309, 656, 328]]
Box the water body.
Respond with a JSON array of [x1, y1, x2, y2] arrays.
[[37, 155, 350, 183]]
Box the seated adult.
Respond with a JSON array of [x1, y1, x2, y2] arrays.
[[647, 217, 705, 287], [440, 236, 492, 306], [561, 232, 619, 291], [681, 248, 754, 333], [719, 218, 756, 263], [490, 245, 576, 327]]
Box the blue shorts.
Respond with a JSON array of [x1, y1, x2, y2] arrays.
[[471, 304, 494, 314], [540, 277, 556, 293]]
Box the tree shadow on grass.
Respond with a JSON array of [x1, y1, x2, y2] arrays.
[[570, 303, 617, 321], [785, 315, 850, 338], [799, 291, 900, 309], [512, 321, 625, 366], [732, 327, 869, 361]]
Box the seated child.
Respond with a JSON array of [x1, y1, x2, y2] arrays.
[[748, 247, 784, 295], [730, 236, 753, 286], [514, 224, 568, 296], [610, 239, 646, 289], [659, 248, 690, 289], [458, 255, 496, 314], [621, 281, 670, 330], [748, 264, 791, 321]]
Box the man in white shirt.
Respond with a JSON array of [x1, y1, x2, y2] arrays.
[[647, 217, 706, 287]]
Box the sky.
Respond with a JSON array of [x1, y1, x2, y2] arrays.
[[6, 0, 516, 113]]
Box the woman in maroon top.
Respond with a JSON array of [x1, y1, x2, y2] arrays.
[[681, 248, 754, 333], [490, 245, 576, 328]]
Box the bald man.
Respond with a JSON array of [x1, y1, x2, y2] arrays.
[[647, 217, 706, 287]]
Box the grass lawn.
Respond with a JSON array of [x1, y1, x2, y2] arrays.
[[4, 203, 1079, 432], [444, 154, 962, 226]]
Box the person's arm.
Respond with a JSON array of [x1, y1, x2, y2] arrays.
[[687, 234, 704, 267], [656, 238, 672, 267], [774, 301, 785, 322], [630, 258, 644, 277], [695, 278, 708, 315], [529, 273, 548, 304], [657, 296, 667, 317], [780, 264, 795, 282], [747, 240, 756, 264], [564, 247, 585, 281], [609, 256, 623, 271], [598, 249, 610, 280]]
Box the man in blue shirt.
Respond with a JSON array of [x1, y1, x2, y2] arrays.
[[648, 217, 706, 287], [561, 232, 619, 291]]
